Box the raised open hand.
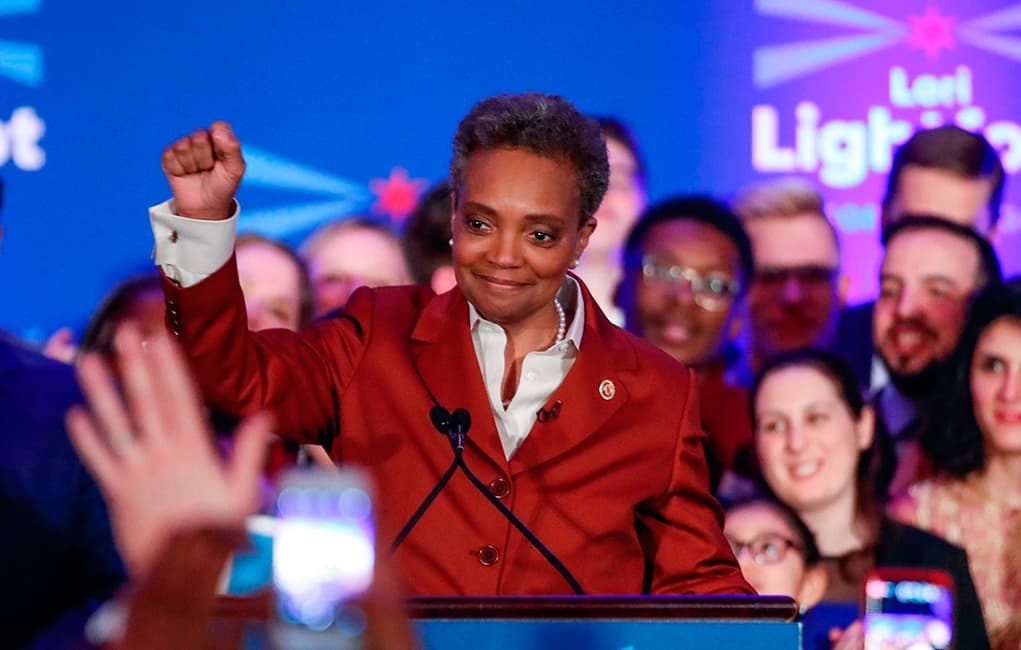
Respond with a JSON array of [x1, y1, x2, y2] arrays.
[[66, 324, 269, 579], [161, 121, 245, 220]]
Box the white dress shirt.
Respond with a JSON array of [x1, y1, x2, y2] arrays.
[[149, 201, 584, 461]]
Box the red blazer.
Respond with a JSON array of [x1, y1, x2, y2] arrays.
[[163, 257, 752, 596]]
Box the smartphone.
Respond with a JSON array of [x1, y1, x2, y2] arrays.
[[863, 567, 954, 650], [272, 467, 375, 634]]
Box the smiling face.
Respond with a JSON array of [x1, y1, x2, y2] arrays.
[[755, 365, 873, 514], [874, 228, 980, 378], [971, 316, 1021, 461], [451, 148, 593, 328], [627, 219, 742, 368]]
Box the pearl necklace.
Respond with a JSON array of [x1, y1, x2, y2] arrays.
[[553, 297, 566, 345]]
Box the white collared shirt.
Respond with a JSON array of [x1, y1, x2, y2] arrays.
[[149, 201, 584, 461], [469, 278, 584, 460]]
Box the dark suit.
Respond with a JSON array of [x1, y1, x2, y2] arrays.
[[0, 334, 125, 648], [877, 518, 990, 649], [163, 256, 752, 596], [832, 300, 874, 391], [803, 518, 989, 650]]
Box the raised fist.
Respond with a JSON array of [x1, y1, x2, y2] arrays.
[[161, 121, 245, 221]]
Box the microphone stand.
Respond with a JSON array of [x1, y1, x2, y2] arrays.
[[389, 407, 584, 595]]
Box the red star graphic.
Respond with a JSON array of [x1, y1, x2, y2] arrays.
[[369, 167, 427, 223], [906, 6, 957, 60]]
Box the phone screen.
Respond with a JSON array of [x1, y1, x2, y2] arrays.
[[272, 468, 375, 632], [864, 571, 954, 650]]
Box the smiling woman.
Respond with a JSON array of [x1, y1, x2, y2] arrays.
[[890, 279, 1021, 647], [145, 92, 753, 597], [750, 349, 991, 648]]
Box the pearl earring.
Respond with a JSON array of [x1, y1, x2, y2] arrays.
[[448, 238, 454, 247]]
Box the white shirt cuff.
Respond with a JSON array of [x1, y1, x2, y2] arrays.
[[149, 199, 238, 288]]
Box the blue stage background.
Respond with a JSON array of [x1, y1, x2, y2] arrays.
[[0, 0, 1018, 340]]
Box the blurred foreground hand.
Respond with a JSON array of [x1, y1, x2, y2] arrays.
[[66, 323, 270, 579]]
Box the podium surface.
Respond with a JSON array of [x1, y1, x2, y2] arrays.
[[410, 596, 801, 650], [213, 594, 802, 649]]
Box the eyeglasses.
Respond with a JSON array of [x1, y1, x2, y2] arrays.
[[727, 533, 803, 566], [754, 265, 839, 291], [640, 257, 740, 312]]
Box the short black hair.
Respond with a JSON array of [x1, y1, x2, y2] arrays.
[[883, 126, 1004, 230], [922, 278, 1021, 476], [402, 178, 453, 286], [882, 214, 1003, 287], [594, 115, 647, 186], [450, 93, 609, 221], [623, 195, 754, 293]]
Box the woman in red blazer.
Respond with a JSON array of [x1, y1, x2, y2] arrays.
[[153, 93, 752, 597]]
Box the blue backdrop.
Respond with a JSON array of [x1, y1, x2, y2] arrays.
[[0, 0, 1018, 340]]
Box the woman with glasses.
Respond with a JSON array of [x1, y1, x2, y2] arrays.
[[751, 349, 990, 649], [889, 279, 1021, 648]]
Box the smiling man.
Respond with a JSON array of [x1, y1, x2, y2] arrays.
[[872, 216, 1002, 493], [616, 196, 755, 489], [147, 93, 751, 596]]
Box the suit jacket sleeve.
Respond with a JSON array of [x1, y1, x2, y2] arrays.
[[637, 369, 755, 595], [163, 254, 368, 446]]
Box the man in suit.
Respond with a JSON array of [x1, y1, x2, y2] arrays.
[[731, 178, 846, 383], [871, 217, 1002, 494], [832, 125, 1005, 390], [0, 178, 125, 647], [148, 93, 752, 596]]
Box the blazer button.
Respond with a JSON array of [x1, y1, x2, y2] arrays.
[[488, 477, 511, 499], [477, 545, 500, 566]]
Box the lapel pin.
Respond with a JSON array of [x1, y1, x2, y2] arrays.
[[599, 379, 615, 400]]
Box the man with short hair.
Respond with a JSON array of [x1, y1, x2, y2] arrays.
[[615, 196, 756, 489], [881, 125, 1004, 237], [733, 177, 846, 376], [872, 216, 1002, 493], [834, 125, 1005, 387]]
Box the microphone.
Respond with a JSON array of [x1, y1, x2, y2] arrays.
[[442, 409, 583, 595], [392, 405, 585, 594], [389, 406, 460, 553], [449, 408, 470, 450]]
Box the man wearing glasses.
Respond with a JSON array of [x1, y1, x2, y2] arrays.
[[615, 196, 755, 492], [733, 178, 845, 378]]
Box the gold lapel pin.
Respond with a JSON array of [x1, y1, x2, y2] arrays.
[[599, 379, 615, 400]]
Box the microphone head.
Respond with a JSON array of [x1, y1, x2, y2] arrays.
[[451, 408, 471, 433], [429, 406, 452, 435]]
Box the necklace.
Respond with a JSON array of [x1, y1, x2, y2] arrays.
[[553, 297, 566, 345]]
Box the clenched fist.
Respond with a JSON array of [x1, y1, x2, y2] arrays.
[[161, 121, 245, 221]]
